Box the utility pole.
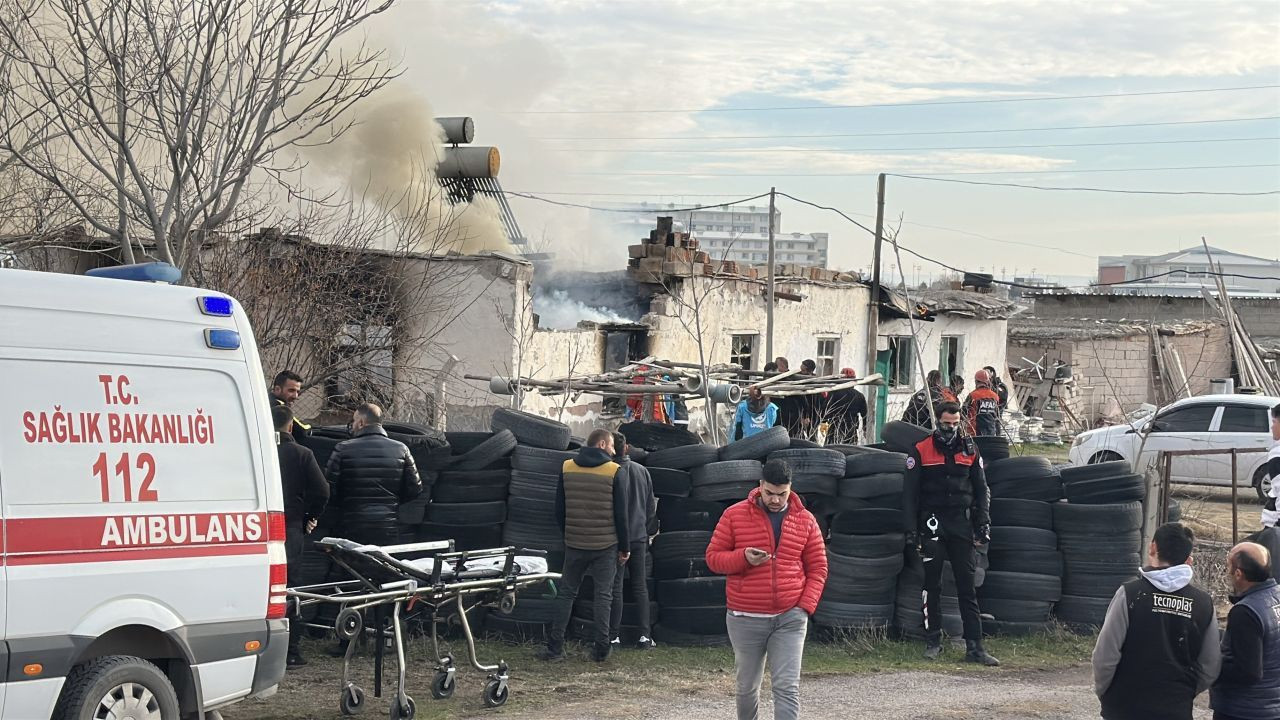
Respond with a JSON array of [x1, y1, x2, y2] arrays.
[[865, 173, 886, 440], [765, 187, 776, 365]]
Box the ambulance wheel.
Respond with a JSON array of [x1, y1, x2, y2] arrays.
[[337, 608, 363, 640], [53, 655, 180, 720], [431, 671, 455, 699], [341, 685, 366, 716], [389, 696, 415, 720], [482, 680, 508, 708]]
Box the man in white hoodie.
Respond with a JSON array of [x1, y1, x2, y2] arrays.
[[1092, 522, 1222, 720], [1246, 403, 1280, 580]]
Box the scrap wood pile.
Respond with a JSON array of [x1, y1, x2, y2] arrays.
[[467, 357, 884, 404]]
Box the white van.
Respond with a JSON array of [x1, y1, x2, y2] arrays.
[[0, 264, 288, 719]]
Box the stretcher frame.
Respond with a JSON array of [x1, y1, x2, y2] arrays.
[[287, 538, 560, 717]]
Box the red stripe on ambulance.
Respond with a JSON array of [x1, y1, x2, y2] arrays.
[[6, 512, 267, 556]]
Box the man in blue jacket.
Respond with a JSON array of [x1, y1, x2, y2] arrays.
[[730, 386, 779, 440]]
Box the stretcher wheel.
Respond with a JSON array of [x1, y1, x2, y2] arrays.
[[431, 671, 455, 700], [336, 608, 363, 640], [482, 680, 508, 708], [499, 592, 517, 614], [389, 696, 415, 720], [341, 685, 366, 716]]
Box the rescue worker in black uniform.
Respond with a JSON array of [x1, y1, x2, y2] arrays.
[[903, 401, 1000, 666], [270, 370, 311, 447]]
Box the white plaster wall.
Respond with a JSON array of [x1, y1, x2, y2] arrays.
[[879, 315, 1009, 422]]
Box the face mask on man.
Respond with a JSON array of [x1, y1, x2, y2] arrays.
[[935, 417, 961, 445]]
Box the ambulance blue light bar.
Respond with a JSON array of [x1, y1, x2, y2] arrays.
[[86, 262, 182, 284], [198, 296, 234, 317], [204, 328, 241, 350]]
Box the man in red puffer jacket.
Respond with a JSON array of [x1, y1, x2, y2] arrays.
[[706, 459, 828, 720]]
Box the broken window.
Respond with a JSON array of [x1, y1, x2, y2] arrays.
[[730, 334, 757, 371], [888, 336, 915, 388], [816, 337, 838, 375], [939, 336, 962, 382]]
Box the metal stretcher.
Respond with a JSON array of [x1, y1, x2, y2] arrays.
[[287, 538, 560, 718]]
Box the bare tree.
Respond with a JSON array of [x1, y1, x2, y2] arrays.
[[0, 0, 398, 268]]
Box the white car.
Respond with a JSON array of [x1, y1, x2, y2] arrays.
[[1069, 394, 1277, 501]]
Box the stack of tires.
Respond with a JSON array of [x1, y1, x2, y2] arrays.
[[420, 430, 516, 549], [1060, 460, 1145, 505], [1053, 498, 1144, 631], [981, 498, 1062, 635], [818, 508, 904, 630], [894, 547, 976, 641], [480, 409, 573, 640], [984, 456, 1063, 503]]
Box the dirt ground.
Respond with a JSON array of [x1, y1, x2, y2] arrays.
[[1174, 485, 1263, 543]]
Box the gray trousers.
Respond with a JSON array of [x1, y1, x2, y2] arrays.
[[548, 545, 618, 651], [726, 607, 808, 720]]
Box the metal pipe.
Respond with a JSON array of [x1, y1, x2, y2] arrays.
[[766, 187, 776, 364]]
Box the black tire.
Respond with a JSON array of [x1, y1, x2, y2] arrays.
[[789, 437, 820, 449], [974, 435, 1010, 462], [308, 426, 350, 469], [422, 523, 506, 551], [426, 501, 507, 526], [1063, 475, 1145, 505], [1064, 553, 1140, 572], [828, 444, 888, 456], [53, 656, 181, 720], [1052, 501, 1143, 533], [620, 421, 701, 452], [445, 431, 493, 456], [692, 460, 764, 486], [978, 598, 1053, 623], [650, 468, 693, 498], [977, 571, 1062, 602], [986, 456, 1055, 485], [827, 551, 905, 580], [1063, 569, 1137, 598], [719, 426, 790, 461], [862, 492, 904, 510], [504, 494, 556, 520], [449, 429, 517, 470], [767, 449, 846, 477], [827, 532, 906, 558], [432, 469, 511, 503], [384, 422, 452, 471], [511, 446, 576, 475], [830, 508, 903, 535], [990, 499, 1054, 529], [654, 556, 714, 580], [822, 575, 898, 605], [1057, 530, 1142, 556], [651, 531, 713, 560], [986, 549, 1063, 576], [658, 606, 729, 635], [691, 481, 756, 502], [989, 526, 1058, 550], [791, 474, 837, 496], [658, 577, 725, 606], [658, 499, 727, 532], [881, 421, 929, 451], [990, 475, 1064, 502], [1060, 460, 1133, 484], [397, 493, 431, 524], [490, 408, 571, 451], [845, 451, 908, 478], [652, 624, 731, 647], [1054, 594, 1113, 628], [813, 601, 894, 628], [647, 444, 721, 470], [838, 472, 903, 499]]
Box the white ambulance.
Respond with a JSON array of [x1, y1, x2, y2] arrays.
[[0, 263, 288, 719]]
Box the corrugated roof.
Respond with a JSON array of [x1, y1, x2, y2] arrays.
[[1008, 317, 1222, 341]]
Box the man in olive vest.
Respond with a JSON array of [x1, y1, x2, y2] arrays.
[[539, 429, 630, 663], [1212, 541, 1280, 720], [1093, 522, 1221, 720]]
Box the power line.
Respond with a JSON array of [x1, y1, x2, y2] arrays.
[[1093, 269, 1280, 287], [573, 163, 1280, 178], [503, 190, 772, 212], [508, 84, 1280, 115], [505, 190, 756, 198], [888, 174, 1280, 196], [552, 135, 1280, 154], [532, 115, 1280, 141]]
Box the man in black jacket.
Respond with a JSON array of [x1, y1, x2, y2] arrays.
[[270, 370, 311, 447], [902, 370, 948, 430], [1093, 522, 1221, 720], [324, 403, 421, 547], [272, 405, 329, 667], [609, 432, 658, 650], [903, 402, 998, 666], [983, 365, 1011, 411], [1212, 541, 1280, 720]]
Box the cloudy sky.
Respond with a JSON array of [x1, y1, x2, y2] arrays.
[[364, 0, 1280, 282]]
